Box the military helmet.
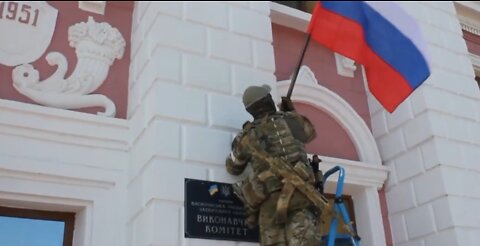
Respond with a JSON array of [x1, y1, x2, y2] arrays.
[[242, 84, 276, 119], [242, 84, 272, 108]]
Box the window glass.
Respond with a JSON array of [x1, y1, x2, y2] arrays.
[[0, 216, 65, 246], [0, 206, 75, 246]]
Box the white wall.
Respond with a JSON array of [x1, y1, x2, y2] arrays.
[[367, 2, 480, 245], [0, 100, 129, 246], [4, 2, 478, 246], [127, 2, 276, 245]]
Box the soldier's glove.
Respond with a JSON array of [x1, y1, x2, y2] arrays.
[[312, 155, 322, 164], [280, 96, 295, 112], [316, 181, 324, 194]]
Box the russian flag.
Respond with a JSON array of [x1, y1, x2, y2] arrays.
[[308, 1, 431, 113]]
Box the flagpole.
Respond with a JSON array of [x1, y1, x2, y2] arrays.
[[286, 33, 312, 99]]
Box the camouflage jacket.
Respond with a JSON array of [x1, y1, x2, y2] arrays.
[[226, 111, 317, 205]]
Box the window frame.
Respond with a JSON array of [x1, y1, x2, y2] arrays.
[[0, 206, 75, 246]]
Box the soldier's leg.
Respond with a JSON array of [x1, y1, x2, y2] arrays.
[[259, 194, 287, 246], [285, 208, 321, 246], [259, 213, 287, 246], [260, 227, 287, 246]]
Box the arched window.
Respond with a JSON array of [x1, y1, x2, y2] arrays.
[[276, 66, 388, 246]]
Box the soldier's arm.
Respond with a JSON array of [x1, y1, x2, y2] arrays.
[[225, 123, 253, 175], [284, 111, 316, 143], [280, 97, 316, 143]]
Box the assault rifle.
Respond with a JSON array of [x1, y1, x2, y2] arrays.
[[241, 136, 359, 240], [241, 136, 332, 215]]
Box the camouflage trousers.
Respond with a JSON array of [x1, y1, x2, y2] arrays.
[[259, 192, 321, 246]]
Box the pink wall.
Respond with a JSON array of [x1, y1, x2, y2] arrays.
[[464, 30, 480, 56], [273, 24, 372, 127], [273, 24, 372, 161], [0, 1, 133, 119], [379, 187, 394, 246], [295, 102, 359, 160]]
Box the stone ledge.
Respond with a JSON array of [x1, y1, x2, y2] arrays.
[[0, 99, 129, 151]]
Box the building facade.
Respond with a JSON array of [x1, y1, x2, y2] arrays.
[[0, 1, 479, 246]]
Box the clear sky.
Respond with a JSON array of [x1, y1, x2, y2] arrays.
[[0, 216, 64, 246]]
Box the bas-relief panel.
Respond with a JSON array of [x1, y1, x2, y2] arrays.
[[12, 16, 125, 117], [0, 1, 58, 66], [0, 1, 133, 118]]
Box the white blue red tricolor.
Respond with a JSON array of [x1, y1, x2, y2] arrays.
[[308, 1, 431, 112]]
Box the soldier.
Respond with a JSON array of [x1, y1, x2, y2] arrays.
[[226, 85, 322, 246]]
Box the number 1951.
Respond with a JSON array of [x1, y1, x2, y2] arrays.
[[0, 1, 39, 26]]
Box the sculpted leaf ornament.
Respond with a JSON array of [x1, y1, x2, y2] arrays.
[[12, 16, 126, 117]]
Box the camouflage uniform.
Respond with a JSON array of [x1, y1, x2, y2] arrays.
[[226, 85, 322, 246]]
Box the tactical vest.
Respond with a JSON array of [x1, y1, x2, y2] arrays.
[[229, 111, 319, 228], [250, 112, 315, 194]]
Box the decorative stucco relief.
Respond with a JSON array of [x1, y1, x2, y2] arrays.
[[334, 53, 357, 78], [0, 1, 58, 66], [78, 1, 106, 15], [12, 16, 126, 117]]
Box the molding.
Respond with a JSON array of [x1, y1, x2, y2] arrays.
[[277, 66, 383, 165], [353, 187, 387, 246], [0, 99, 129, 151], [310, 155, 388, 189], [270, 2, 310, 32], [0, 191, 93, 246], [456, 3, 480, 75], [455, 1, 480, 35], [0, 2, 58, 66], [0, 167, 115, 190], [334, 53, 357, 78], [469, 53, 480, 71], [78, 1, 106, 15], [455, 1, 480, 15], [12, 16, 126, 117], [461, 22, 480, 35], [0, 192, 92, 212], [0, 154, 119, 190]]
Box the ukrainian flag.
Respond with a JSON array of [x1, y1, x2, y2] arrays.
[[208, 184, 219, 196]]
